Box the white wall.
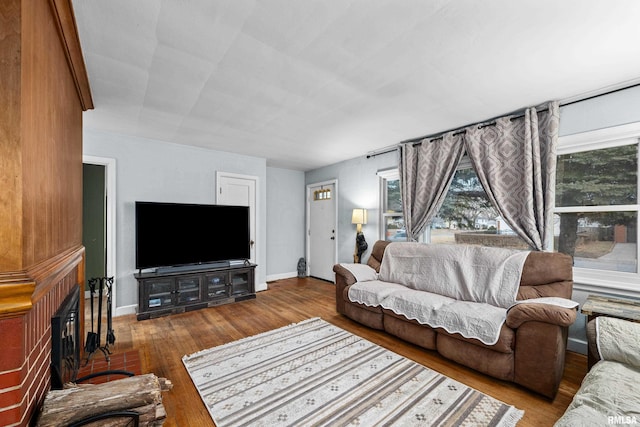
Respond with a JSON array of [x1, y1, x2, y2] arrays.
[[266, 167, 306, 280], [305, 85, 640, 354], [84, 129, 273, 314], [305, 151, 398, 264]]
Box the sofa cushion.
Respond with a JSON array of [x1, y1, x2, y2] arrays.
[[437, 334, 515, 381], [554, 360, 640, 426], [382, 310, 437, 350], [344, 302, 384, 330], [381, 309, 515, 354], [378, 288, 508, 345], [595, 317, 640, 368], [367, 240, 391, 272], [519, 251, 573, 288], [518, 281, 574, 300], [435, 324, 515, 354], [517, 252, 573, 300], [347, 280, 408, 307]]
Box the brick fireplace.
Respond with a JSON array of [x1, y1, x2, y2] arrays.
[[0, 250, 84, 426]]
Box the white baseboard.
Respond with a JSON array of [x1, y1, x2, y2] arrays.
[[114, 304, 137, 317], [567, 337, 587, 355], [255, 281, 268, 292], [266, 271, 298, 282]]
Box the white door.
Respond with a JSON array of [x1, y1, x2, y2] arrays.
[[307, 182, 337, 281], [216, 172, 257, 264]]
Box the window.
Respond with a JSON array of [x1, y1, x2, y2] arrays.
[[313, 188, 332, 200], [378, 162, 527, 247], [378, 122, 640, 293], [378, 169, 406, 241], [556, 123, 640, 293], [432, 159, 527, 248]]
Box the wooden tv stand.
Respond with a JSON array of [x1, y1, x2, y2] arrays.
[[135, 263, 256, 320]]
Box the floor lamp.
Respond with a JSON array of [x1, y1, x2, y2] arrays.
[[351, 208, 368, 263]]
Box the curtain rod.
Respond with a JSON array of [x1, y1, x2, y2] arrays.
[[399, 81, 640, 146], [366, 81, 640, 158], [366, 109, 534, 157], [366, 148, 397, 158]]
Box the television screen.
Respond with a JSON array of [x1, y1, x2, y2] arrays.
[[135, 201, 250, 269]]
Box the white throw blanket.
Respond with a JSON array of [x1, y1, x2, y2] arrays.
[[595, 317, 640, 366], [348, 242, 531, 345], [338, 263, 379, 282], [348, 280, 410, 307], [509, 296, 579, 310], [349, 283, 508, 345], [379, 242, 529, 309]]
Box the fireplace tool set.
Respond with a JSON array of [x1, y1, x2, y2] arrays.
[[84, 276, 116, 364]]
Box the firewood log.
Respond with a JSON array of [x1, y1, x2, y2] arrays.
[[36, 373, 170, 427]]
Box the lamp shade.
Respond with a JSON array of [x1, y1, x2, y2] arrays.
[[351, 208, 367, 225]]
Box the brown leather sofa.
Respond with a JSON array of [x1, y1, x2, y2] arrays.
[[334, 240, 577, 398]]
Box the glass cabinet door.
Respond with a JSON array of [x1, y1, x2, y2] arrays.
[[176, 276, 201, 304], [205, 273, 228, 299], [146, 279, 173, 309], [230, 270, 250, 295]]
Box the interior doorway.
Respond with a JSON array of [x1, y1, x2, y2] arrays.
[[82, 155, 116, 313], [306, 180, 338, 282], [216, 171, 262, 290], [83, 164, 106, 290]]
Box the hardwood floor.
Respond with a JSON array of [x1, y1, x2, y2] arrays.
[[109, 277, 586, 426]]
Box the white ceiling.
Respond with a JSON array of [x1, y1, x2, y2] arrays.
[[72, 0, 640, 171]]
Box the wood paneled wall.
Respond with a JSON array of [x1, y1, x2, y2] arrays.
[[0, 0, 92, 425], [0, 0, 24, 271]]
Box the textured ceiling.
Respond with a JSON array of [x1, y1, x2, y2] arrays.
[[73, 0, 640, 171]]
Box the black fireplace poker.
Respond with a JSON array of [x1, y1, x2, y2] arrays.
[[84, 276, 115, 364], [105, 277, 116, 347], [84, 278, 99, 355]]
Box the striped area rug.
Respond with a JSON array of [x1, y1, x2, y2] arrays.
[[182, 318, 523, 427]]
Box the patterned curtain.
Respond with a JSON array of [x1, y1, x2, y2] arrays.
[[399, 133, 465, 241], [464, 102, 560, 251]]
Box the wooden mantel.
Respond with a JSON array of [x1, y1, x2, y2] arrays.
[[0, 246, 85, 319]]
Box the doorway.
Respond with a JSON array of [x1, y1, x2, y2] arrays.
[[83, 164, 106, 290], [216, 172, 261, 288], [306, 181, 337, 282], [82, 156, 116, 313]]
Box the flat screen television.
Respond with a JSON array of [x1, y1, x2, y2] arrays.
[[135, 201, 250, 270]]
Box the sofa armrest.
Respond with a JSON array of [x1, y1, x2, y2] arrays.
[[506, 303, 577, 329], [333, 263, 379, 283], [590, 317, 640, 368], [333, 264, 357, 315], [333, 264, 357, 286]]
